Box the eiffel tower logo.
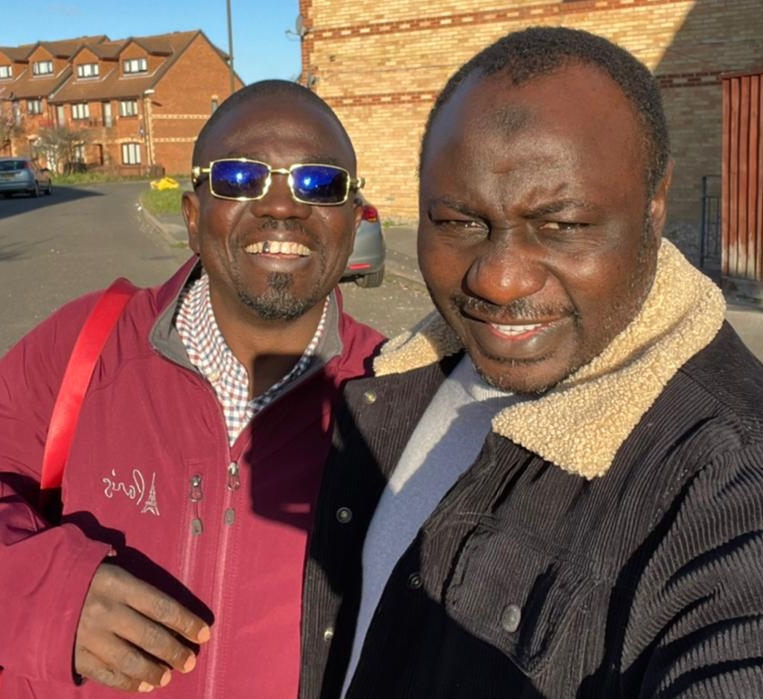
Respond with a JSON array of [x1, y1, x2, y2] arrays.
[[141, 473, 160, 516]]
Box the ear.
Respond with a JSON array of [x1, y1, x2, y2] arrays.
[[649, 159, 673, 242], [350, 195, 363, 248], [182, 191, 201, 254]]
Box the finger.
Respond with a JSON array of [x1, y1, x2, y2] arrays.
[[98, 564, 211, 645], [75, 642, 171, 693], [117, 605, 200, 674], [126, 585, 210, 646]]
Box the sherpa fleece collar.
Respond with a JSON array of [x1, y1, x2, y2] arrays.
[[373, 240, 726, 479]]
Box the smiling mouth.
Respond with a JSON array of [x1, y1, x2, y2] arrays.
[[489, 322, 545, 337], [245, 240, 312, 256]]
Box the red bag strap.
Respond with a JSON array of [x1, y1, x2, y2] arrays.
[[40, 278, 137, 490]]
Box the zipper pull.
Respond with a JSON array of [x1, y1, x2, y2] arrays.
[[189, 474, 203, 535], [226, 462, 241, 491], [224, 462, 240, 527]]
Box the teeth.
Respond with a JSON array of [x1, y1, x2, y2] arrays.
[[491, 323, 542, 336], [245, 241, 311, 256]]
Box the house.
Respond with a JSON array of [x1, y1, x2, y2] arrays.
[[0, 30, 243, 176], [299, 0, 762, 268]]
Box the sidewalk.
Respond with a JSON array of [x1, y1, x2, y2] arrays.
[[140, 208, 763, 362]]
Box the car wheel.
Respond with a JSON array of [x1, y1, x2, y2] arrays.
[[45, 182, 52, 195], [355, 265, 385, 288], [31, 182, 40, 198]]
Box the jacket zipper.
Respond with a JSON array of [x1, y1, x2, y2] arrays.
[[202, 461, 241, 698]]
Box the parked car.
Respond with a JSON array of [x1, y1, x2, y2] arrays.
[[344, 199, 385, 288], [0, 157, 53, 198]]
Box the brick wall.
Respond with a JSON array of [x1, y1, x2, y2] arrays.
[[150, 34, 243, 174], [303, 0, 763, 247]]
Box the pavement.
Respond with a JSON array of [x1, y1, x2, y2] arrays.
[[140, 206, 763, 363]]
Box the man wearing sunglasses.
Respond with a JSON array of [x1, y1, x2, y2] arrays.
[[301, 27, 763, 699], [0, 81, 384, 698]]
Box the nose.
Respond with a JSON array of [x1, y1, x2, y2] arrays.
[[465, 233, 547, 306], [249, 172, 310, 219]]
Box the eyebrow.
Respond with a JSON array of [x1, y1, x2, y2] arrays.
[[429, 197, 601, 219], [428, 198, 484, 219], [524, 199, 602, 218]]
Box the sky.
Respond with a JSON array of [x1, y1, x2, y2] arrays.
[[0, 1, 303, 85]]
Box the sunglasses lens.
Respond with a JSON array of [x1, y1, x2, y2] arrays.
[[210, 160, 269, 199], [291, 165, 350, 204]]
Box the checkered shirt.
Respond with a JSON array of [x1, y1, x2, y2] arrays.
[[175, 272, 329, 445]]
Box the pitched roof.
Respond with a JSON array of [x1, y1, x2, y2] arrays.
[[49, 30, 202, 103], [36, 36, 109, 58], [0, 30, 218, 103], [0, 45, 36, 62]]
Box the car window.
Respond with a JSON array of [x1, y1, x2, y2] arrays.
[[0, 160, 27, 171]]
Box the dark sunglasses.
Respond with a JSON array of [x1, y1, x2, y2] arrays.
[[191, 158, 364, 206]]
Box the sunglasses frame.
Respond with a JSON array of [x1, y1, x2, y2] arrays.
[[191, 157, 364, 206]]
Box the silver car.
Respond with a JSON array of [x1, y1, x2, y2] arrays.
[[344, 199, 385, 287], [0, 157, 53, 198]]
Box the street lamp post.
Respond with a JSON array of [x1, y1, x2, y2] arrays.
[[143, 89, 155, 174], [227, 0, 235, 94]]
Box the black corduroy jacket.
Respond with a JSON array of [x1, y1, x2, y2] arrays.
[[300, 323, 763, 699]]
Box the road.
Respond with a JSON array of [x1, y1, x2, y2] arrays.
[[0, 182, 434, 354]]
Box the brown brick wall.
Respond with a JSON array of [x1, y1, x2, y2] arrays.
[[304, 0, 763, 238], [149, 34, 244, 174]]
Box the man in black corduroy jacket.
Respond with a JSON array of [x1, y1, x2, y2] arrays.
[[297, 27, 763, 699]]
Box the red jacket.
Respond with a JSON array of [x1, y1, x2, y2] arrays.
[[0, 258, 384, 698]]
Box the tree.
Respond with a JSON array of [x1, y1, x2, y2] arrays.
[[33, 125, 91, 174], [0, 107, 22, 153]]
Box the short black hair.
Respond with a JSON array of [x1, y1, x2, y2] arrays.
[[192, 79, 355, 167], [421, 26, 670, 196]]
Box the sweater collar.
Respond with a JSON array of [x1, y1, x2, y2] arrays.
[[374, 240, 726, 479]]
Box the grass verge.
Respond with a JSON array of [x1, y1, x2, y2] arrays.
[[140, 187, 184, 215]]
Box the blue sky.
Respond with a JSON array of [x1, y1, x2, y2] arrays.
[[0, 1, 303, 85]]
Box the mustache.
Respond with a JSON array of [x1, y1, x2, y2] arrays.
[[453, 293, 574, 321], [256, 217, 308, 234]]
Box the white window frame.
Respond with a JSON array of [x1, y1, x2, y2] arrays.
[[119, 99, 138, 117], [73, 144, 86, 163], [76, 63, 100, 78], [123, 57, 147, 74], [27, 99, 42, 115], [121, 143, 141, 165], [71, 103, 90, 120], [33, 60, 53, 76], [0, 65, 12, 79]]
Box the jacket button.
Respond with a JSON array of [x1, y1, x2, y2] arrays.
[[363, 390, 377, 404], [323, 627, 334, 642], [407, 573, 423, 589], [335, 506, 353, 524], [501, 604, 522, 633]]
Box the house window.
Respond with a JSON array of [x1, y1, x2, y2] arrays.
[[77, 63, 100, 78], [72, 103, 90, 120], [32, 60, 53, 76], [123, 57, 148, 74], [0, 65, 12, 79], [122, 143, 141, 165], [119, 99, 138, 117], [102, 101, 113, 128], [73, 144, 86, 163], [27, 99, 42, 115]]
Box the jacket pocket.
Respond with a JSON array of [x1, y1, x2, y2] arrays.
[[444, 525, 595, 677]]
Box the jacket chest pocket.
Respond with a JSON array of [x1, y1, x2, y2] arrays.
[[444, 525, 596, 677]]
